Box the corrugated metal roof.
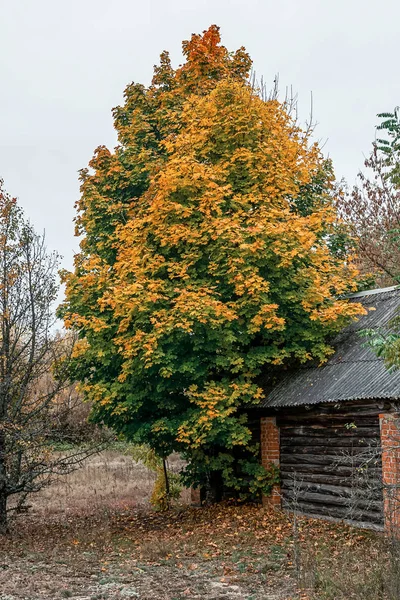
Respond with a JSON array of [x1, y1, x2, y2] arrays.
[[261, 287, 400, 408]]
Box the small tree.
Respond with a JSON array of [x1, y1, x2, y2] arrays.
[[338, 108, 400, 285], [0, 182, 100, 533], [351, 109, 400, 369]]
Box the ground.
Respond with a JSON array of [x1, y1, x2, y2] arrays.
[[0, 450, 388, 600]]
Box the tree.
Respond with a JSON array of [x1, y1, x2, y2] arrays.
[[358, 108, 400, 369], [0, 182, 100, 533], [376, 107, 400, 187], [59, 26, 363, 498], [338, 109, 400, 286]]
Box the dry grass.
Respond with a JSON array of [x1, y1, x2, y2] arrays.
[[30, 450, 155, 516], [25, 449, 190, 519]]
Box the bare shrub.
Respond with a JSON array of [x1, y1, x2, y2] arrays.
[[0, 182, 104, 532]]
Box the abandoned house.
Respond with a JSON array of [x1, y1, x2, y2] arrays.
[[259, 285, 400, 531]]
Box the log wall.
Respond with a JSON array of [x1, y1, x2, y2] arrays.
[[276, 403, 385, 529]]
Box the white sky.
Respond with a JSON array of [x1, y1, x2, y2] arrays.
[[1, 0, 399, 272]]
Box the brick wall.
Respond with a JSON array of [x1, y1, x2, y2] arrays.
[[260, 416, 281, 508], [379, 413, 400, 534]]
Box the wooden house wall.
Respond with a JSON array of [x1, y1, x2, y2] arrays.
[[276, 402, 385, 529]]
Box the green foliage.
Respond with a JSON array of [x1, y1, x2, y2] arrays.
[[377, 107, 400, 186], [181, 444, 279, 501], [128, 445, 182, 510], [150, 470, 182, 511], [235, 458, 280, 500], [362, 328, 400, 371]]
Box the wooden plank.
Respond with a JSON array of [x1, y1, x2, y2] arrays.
[[281, 480, 383, 500], [280, 444, 380, 455], [279, 415, 380, 426], [280, 437, 379, 448], [281, 464, 382, 476], [280, 472, 381, 487], [280, 426, 379, 438], [278, 410, 382, 423], [280, 453, 380, 467], [277, 402, 387, 420], [282, 490, 382, 511], [282, 500, 384, 525]]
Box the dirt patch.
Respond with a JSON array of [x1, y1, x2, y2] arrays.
[[0, 506, 297, 600]]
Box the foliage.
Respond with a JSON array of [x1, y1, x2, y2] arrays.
[[377, 107, 400, 187], [238, 458, 280, 500], [59, 25, 363, 495], [150, 470, 181, 511], [128, 444, 181, 510], [181, 444, 279, 502], [353, 108, 400, 371], [338, 109, 400, 285], [361, 328, 400, 371]]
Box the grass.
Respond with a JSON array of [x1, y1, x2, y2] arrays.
[[28, 449, 156, 516], [23, 448, 190, 519]]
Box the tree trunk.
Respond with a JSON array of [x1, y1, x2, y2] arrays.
[[204, 471, 223, 504], [0, 431, 7, 534], [162, 458, 170, 497], [0, 489, 7, 534]]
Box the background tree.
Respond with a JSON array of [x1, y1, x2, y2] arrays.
[[338, 108, 400, 286], [358, 108, 400, 369], [0, 181, 101, 533], [60, 26, 363, 499], [377, 107, 400, 186]]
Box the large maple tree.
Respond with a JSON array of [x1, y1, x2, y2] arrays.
[[60, 26, 362, 496]]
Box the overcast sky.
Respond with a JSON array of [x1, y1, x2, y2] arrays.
[[1, 0, 399, 272]]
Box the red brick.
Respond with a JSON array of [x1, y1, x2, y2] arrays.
[[379, 413, 400, 536], [260, 417, 281, 509]]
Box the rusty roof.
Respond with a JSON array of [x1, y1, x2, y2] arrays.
[[260, 287, 400, 408]]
